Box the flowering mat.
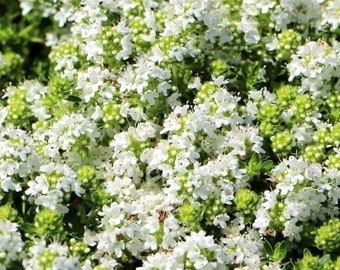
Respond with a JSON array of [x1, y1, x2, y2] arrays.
[[1, 0, 340, 269]]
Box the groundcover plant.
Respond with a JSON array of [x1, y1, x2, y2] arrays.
[[1, 0, 340, 269]]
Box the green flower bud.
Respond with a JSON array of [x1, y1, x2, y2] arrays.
[[303, 145, 325, 163], [37, 249, 58, 270], [102, 102, 125, 129], [322, 260, 336, 270], [98, 25, 127, 69], [166, 146, 180, 167], [258, 103, 281, 124], [313, 129, 330, 146], [292, 95, 316, 122], [326, 92, 340, 110], [70, 134, 92, 158], [194, 82, 219, 104], [330, 124, 340, 146], [46, 171, 62, 190], [93, 266, 110, 270], [276, 84, 298, 108], [49, 41, 82, 69], [77, 165, 97, 189], [325, 154, 340, 170], [34, 208, 64, 239], [178, 200, 203, 231], [0, 204, 18, 222], [315, 218, 340, 253], [129, 16, 152, 54], [210, 59, 229, 76], [333, 256, 340, 270], [69, 238, 91, 260], [0, 52, 23, 77], [294, 249, 320, 270], [269, 202, 285, 232], [128, 136, 152, 159], [259, 121, 276, 137], [89, 187, 114, 207], [6, 88, 31, 126], [203, 197, 225, 225], [276, 29, 301, 61], [47, 75, 76, 99], [271, 130, 294, 156], [235, 189, 260, 218]]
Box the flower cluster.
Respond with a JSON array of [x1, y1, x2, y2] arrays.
[[1, 0, 340, 269]]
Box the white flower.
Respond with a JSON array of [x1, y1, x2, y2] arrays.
[[82, 40, 103, 60], [0, 221, 24, 267], [149, 46, 164, 63], [134, 122, 159, 141], [77, 67, 110, 102], [282, 218, 303, 241], [253, 207, 271, 233], [213, 213, 230, 228], [116, 35, 133, 60]]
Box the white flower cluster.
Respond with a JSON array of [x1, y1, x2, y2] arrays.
[[287, 40, 340, 97], [254, 157, 340, 241], [0, 220, 24, 270]]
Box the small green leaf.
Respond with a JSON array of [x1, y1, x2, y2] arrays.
[[272, 241, 289, 262], [20, 222, 35, 234], [263, 239, 274, 256], [247, 153, 262, 177], [262, 160, 273, 172], [66, 95, 82, 102]]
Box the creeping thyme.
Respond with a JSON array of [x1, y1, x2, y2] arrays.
[[3, 0, 340, 269], [330, 124, 340, 146], [77, 165, 97, 189], [49, 41, 82, 70], [209, 59, 229, 77], [166, 146, 180, 167], [202, 197, 225, 225]]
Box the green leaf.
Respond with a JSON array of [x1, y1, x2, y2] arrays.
[[20, 222, 35, 234], [66, 95, 82, 102], [272, 241, 289, 262], [263, 239, 274, 256], [261, 160, 273, 172], [247, 153, 262, 177]]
